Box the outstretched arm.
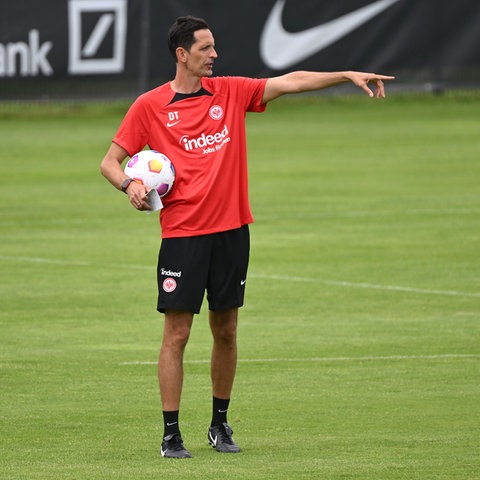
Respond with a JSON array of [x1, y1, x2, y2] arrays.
[[262, 70, 395, 103]]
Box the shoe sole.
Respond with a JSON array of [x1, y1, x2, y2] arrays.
[[161, 451, 192, 459]]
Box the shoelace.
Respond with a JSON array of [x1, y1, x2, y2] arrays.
[[216, 424, 235, 444], [165, 435, 186, 451]]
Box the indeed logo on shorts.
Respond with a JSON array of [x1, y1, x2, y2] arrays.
[[160, 268, 182, 277]]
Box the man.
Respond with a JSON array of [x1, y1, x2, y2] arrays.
[[100, 15, 394, 459]]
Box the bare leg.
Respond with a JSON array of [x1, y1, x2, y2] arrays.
[[209, 308, 238, 399], [158, 310, 193, 411], [207, 308, 241, 453]]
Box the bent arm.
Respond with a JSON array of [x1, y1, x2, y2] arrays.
[[100, 142, 131, 191], [262, 70, 395, 103], [100, 142, 151, 210]]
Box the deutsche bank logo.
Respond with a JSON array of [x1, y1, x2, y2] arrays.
[[68, 0, 127, 74]]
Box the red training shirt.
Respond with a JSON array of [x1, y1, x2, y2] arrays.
[[113, 76, 268, 238]]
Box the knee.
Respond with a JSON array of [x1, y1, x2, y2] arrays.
[[163, 312, 193, 350], [217, 325, 237, 345], [211, 313, 237, 345], [168, 324, 191, 348]]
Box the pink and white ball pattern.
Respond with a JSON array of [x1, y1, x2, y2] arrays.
[[124, 150, 175, 197]]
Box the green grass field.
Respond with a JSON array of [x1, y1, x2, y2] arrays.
[[1, 92, 479, 479]]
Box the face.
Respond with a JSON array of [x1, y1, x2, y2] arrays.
[[178, 29, 218, 77]]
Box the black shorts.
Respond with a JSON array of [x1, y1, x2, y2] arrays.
[[157, 225, 250, 314]]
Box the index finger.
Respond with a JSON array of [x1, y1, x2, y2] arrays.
[[373, 75, 395, 81]]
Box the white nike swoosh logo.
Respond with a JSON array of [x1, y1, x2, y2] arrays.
[[209, 433, 218, 446], [260, 0, 401, 70], [167, 120, 181, 128]]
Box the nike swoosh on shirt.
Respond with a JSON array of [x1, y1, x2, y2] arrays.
[[260, 0, 401, 70]]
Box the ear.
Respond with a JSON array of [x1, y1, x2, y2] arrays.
[[176, 47, 188, 63]]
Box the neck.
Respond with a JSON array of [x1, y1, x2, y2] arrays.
[[170, 72, 203, 94]]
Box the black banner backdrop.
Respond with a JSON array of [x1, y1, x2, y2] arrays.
[[1, 0, 480, 100], [0, 0, 144, 99]]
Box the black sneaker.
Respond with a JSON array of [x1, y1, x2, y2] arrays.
[[208, 422, 241, 453], [160, 433, 192, 458]]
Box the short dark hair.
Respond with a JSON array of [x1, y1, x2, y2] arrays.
[[167, 16, 210, 62]]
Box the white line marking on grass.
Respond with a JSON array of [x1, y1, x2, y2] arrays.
[[250, 273, 480, 298], [119, 353, 480, 366], [2, 255, 479, 298], [0, 255, 153, 270], [256, 207, 480, 221], [0, 255, 90, 266]]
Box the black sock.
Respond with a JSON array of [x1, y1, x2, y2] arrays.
[[163, 410, 180, 438], [211, 396, 230, 427]]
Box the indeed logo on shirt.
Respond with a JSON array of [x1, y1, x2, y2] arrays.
[[179, 125, 231, 153]]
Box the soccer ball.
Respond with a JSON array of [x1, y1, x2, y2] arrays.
[[124, 150, 175, 197]]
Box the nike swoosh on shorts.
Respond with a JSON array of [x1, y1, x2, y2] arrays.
[[260, 0, 400, 70]]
